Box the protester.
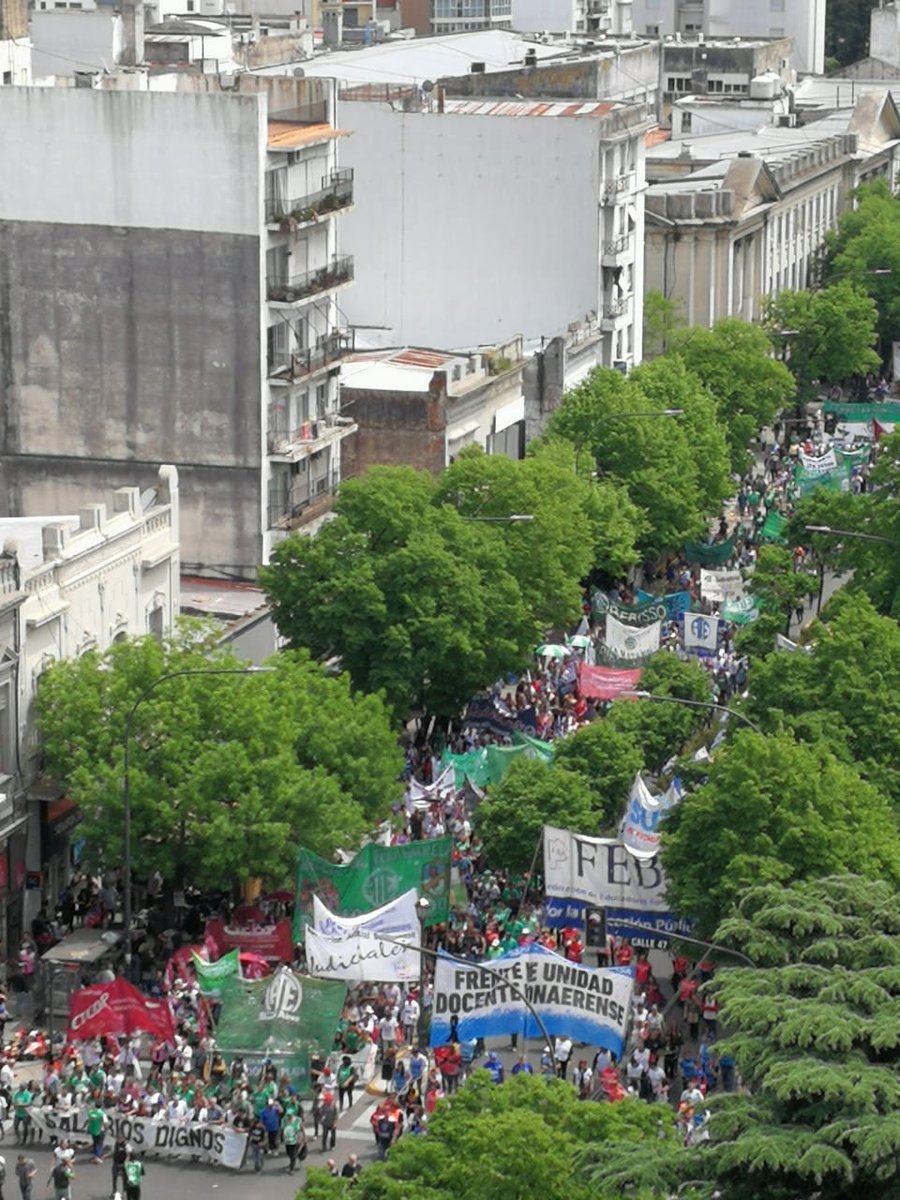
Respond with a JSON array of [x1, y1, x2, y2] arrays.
[[122, 1153, 144, 1200], [14, 1155, 35, 1200]]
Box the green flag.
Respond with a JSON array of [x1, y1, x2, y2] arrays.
[[759, 511, 789, 542], [294, 837, 452, 942], [684, 537, 734, 566], [192, 948, 240, 995], [822, 399, 900, 423], [215, 967, 346, 1096]]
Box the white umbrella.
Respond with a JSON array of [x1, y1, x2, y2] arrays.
[[566, 635, 592, 649], [535, 643, 569, 659]]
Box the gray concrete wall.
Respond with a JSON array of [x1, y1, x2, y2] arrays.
[[0, 220, 263, 570]]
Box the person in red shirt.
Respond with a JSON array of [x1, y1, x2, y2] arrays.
[[615, 940, 634, 968], [634, 953, 652, 988], [671, 954, 690, 990]]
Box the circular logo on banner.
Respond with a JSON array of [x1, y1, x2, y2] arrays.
[[624, 634, 638, 652], [362, 867, 402, 908], [262, 970, 303, 1022], [690, 617, 711, 640]]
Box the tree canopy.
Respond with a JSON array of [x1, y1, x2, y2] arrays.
[[605, 653, 712, 772], [36, 629, 402, 888], [823, 179, 900, 345], [551, 720, 643, 829], [585, 874, 900, 1200], [733, 545, 815, 661], [826, 0, 880, 67], [661, 730, 900, 937], [302, 1072, 667, 1200], [764, 281, 881, 398], [261, 454, 642, 721]]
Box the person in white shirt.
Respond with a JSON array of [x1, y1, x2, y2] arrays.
[[401, 996, 420, 1044], [553, 1036, 573, 1080], [378, 1010, 399, 1061]]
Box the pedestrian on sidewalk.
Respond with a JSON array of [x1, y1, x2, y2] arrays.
[[320, 1091, 337, 1153], [14, 1155, 35, 1200]]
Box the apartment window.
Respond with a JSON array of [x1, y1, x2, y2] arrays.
[[769, 26, 784, 35], [645, 23, 659, 34], [666, 76, 692, 92], [681, 111, 692, 131], [267, 322, 289, 371], [316, 382, 328, 420], [2, 72, 11, 85]]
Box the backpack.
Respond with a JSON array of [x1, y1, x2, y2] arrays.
[[376, 1115, 394, 1139], [53, 1164, 70, 1188]]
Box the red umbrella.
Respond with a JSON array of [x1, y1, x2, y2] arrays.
[[239, 952, 271, 980]]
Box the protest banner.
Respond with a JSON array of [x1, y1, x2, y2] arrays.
[[313, 889, 418, 940], [823, 399, 900, 423], [205, 917, 293, 963], [604, 615, 661, 663], [192, 948, 240, 996], [429, 944, 633, 1056], [682, 612, 720, 654], [67, 978, 175, 1042], [576, 663, 642, 700], [663, 591, 692, 620], [28, 1106, 247, 1169], [543, 825, 671, 913], [759, 511, 789, 542], [722, 595, 759, 625], [592, 591, 667, 626], [795, 461, 851, 496], [294, 838, 451, 941], [542, 897, 692, 948], [619, 777, 682, 860], [683, 537, 734, 566], [699, 569, 744, 602], [799, 448, 837, 474], [306, 926, 419, 983]]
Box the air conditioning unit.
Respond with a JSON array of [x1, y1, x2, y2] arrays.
[[776, 112, 796, 128]]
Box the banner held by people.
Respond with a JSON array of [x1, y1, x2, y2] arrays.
[[699, 569, 744, 602], [603, 615, 661, 663], [191, 947, 240, 996], [67, 977, 175, 1043], [313, 888, 419, 941], [620, 776, 682, 860], [682, 612, 720, 655], [576, 663, 642, 700], [429, 944, 633, 1056], [305, 926, 419, 983], [543, 824, 671, 913]]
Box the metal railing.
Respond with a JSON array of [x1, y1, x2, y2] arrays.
[[603, 234, 630, 257], [267, 255, 354, 304], [267, 468, 342, 529], [266, 170, 354, 224], [267, 329, 355, 383], [266, 412, 354, 455]]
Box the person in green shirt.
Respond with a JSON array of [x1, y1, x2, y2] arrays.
[[12, 1085, 32, 1144], [86, 1103, 107, 1163], [282, 1112, 306, 1174], [123, 1154, 144, 1200]]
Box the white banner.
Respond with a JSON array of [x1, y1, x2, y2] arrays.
[[407, 765, 455, 805], [543, 825, 671, 912], [799, 448, 837, 474], [605, 615, 661, 661], [683, 612, 720, 654], [306, 926, 419, 982], [313, 888, 419, 941], [28, 1106, 247, 1169], [700, 569, 744, 602], [620, 776, 682, 860]]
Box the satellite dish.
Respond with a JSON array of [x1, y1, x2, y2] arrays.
[[421, 79, 435, 92]]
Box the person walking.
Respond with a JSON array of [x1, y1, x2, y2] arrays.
[[14, 1156, 35, 1200], [110, 1135, 128, 1197], [122, 1154, 144, 1200], [282, 1111, 305, 1175], [46, 1159, 72, 1200], [320, 1092, 338, 1153], [248, 1120, 266, 1173], [86, 1102, 108, 1164], [336, 1056, 358, 1113]]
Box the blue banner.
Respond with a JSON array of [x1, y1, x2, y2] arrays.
[[663, 591, 692, 619], [429, 945, 633, 1056], [543, 899, 692, 948]]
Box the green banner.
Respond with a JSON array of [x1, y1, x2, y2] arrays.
[[193, 948, 240, 995], [442, 748, 490, 789], [442, 736, 554, 791], [759, 511, 789, 542], [795, 462, 851, 496], [215, 967, 345, 1097], [294, 837, 452, 942], [722, 595, 759, 625], [822, 400, 900, 423], [684, 537, 734, 565]]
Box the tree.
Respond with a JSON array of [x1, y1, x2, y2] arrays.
[[546, 366, 726, 559], [826, 0, 880, 66], [661, 730, 900, 937], [642, 288, 684, 359], [551, 721, 643, 829], [475, 758, 599, 873], [36, 630, 403, 889], [585, 875, 900, 1200], [605, 653, 712, 772], [733, 546, 814, 661], [742, 592, 900, 809], [261, 467, 539, 721], [784, 488, 863, 613], [823, 179, 900, 346], [670, 318, 795, 473], [302, 1073, 668, 1200], [764, 281, 881, 398]]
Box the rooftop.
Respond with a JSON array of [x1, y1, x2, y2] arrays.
[[267, 119, 349, 149], [0, 517, 79, 572]]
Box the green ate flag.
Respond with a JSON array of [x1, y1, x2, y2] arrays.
[[294, 837, 452, 942], [215, 967, 346, 1096], [192, 948, 240, 995]]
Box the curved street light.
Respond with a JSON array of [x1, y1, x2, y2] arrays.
[[628, 690, 762, 735], [122, 665, 276, 972], [805, 524, 896, 545]]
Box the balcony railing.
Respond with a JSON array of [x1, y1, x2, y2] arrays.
[[268, 469, 342, 530], [267, 255, 354, 304], [602, 173, 634, 204], [266, 170, 354, 225], [268, 330, 356, 383], [603, 234, 630, 259], [267, 413, 356, 455]]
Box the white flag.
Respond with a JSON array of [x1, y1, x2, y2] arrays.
[[700, 569, 744, 601], [306, 926, 419, 982], [683, 612, 719, 654], [605, 615, 661, 661]]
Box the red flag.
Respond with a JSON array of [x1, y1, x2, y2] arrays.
[[576, 663, 642, 700], [205, 917, 293, 962], [67, 978, 176, 1042], [873, 419, 887, 442]]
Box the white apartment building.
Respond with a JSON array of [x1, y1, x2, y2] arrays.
[[0, 0, 30, 84], [0, 465, 180, 951], [0, 75, 356, 574], [511, 0, 633, 36], [633, 0, 825, 74]]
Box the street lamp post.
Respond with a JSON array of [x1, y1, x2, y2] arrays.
[[414, 896, 431, 1046], [805, 524, 896, 545], [459, 515, 535, 523], [121, 665, 275, 975], [628, 690, 762, 735]]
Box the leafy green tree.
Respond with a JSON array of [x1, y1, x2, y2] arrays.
[[764, 281, 880, 398], [302, 1073, 668, 1200], [826, 0, 880, 66], [551, 721, 643, 829], [784, 488, 863, 613], [586, 874, 900, 1200], [36, 631, 402, 889], [606, 653, 712, 772], [642, 289, 684, 359], [733, 546, 815, 660], [670, 318, 795, 472], [742, 592, 900, 808], [661, 730, 900, 937], [546, 367, 725, 558], [823, 179, 900, 345], [475, 758, 599, 872]]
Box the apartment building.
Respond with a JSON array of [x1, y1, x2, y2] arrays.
[[0, 74, 356, 575], [0, 0, 30, 84]]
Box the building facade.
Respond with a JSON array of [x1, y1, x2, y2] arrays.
[[0, 75, 356, 575], [0, 0, 30, 84]]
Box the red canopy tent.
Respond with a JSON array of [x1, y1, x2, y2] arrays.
[[67, 978, 176, 1043]]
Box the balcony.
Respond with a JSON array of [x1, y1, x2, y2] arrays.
[[267, 255, 354, 305], [602, 234, 631, 266], [268, 330, 355, 384], [268, 469, 343, 531], [601, 294, 631, 330], [266, 170, 354, 226], [602, 173, 634, 205], [267, 413, 358, 460]]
